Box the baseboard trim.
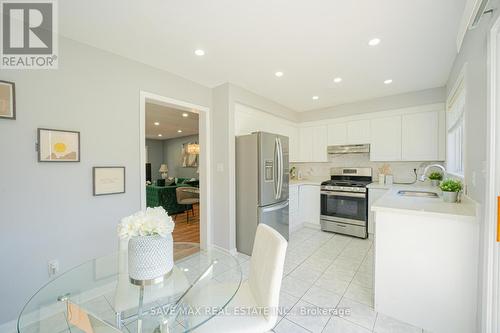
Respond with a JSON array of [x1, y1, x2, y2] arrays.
[[210, 244, 238, 256], [304, 222, 321, 230], [0, 318, 16, 333]]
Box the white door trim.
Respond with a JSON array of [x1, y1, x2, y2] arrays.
[[139, 91, 211, 249], [484, 16, 500, 333]]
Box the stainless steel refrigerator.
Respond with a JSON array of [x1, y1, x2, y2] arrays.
[[236, 132, 289, 255]]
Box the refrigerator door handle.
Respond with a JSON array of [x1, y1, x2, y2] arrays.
[[278, 138, 285, 199], [261, 200, 289, 213], [274, 137, 280, 200]]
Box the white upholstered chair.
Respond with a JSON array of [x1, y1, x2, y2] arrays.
[[188, 224, 288, 333]]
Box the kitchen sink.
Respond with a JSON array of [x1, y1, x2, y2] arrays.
[[397, 190, 439, 198]]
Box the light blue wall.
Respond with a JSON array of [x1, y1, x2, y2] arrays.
[[163, 135, 199, 179], [0, 37, 210, 325], [146, 139, 164, 180]]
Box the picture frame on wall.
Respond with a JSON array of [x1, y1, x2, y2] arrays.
[[93, 166, 126, 196], [37, 128, 81, 162], [0, 80, 15, 120]]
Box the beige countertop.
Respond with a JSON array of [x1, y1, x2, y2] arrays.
[[289, 179, 323, 186], [367, 181, 435, 190], [371, 183, 477, 219]]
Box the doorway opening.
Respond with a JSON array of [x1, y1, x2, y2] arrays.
[[140, 92, 211, 248]]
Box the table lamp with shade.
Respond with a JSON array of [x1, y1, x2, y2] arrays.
[[159, 164, 168, 179]]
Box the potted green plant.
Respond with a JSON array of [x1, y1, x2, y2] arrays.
[[439, 179, 463, 203], [428, 171, 443, 187]]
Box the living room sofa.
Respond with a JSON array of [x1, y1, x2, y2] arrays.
[[146, 178, 198, 216]]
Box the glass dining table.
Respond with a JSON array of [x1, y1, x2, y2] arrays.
[[17, 243, 242, 333]]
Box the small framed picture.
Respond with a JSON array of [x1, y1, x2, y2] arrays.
[[93, 167, 126, 196], [0, 80, 15, 120], [38, 128, 80, 162]]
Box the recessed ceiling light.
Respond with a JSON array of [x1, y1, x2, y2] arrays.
[[275, 71, 284, 77], [384, 79, 393, 84], [182, 113, 189, 118], [312, 96, 319, 100], [334, 77, 343, 83], [177, 129, 183, 133], [154, 122, 160, 126], [158, 134, 162, 137], [194, 49, 205, 56], [368, 38, 381, 46]]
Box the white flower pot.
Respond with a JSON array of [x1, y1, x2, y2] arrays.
[[442, 191, 458, 203], [128, 234, 173, 281], [430, 180, 440, 187]]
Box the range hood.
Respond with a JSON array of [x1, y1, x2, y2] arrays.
[[327, 144, 370, 154]]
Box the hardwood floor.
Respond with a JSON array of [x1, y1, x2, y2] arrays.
[[172, 204, 200, 243]]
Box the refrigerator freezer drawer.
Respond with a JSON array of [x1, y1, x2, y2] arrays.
[[320, 219, 367, 239], [259, 201, 289, 241]]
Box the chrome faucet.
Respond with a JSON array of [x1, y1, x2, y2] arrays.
[[419, 164, 446, 181]]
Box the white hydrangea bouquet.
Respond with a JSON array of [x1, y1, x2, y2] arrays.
[[119, 207, 175, 281], [118, 207, 175, 239]]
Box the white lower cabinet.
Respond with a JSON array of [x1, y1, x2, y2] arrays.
[[298, 185, 321, 227], [368, 188, 388, 234], [289, 185, 301, 232]]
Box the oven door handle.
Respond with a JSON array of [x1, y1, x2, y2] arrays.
[[320, 191, 366, 198]]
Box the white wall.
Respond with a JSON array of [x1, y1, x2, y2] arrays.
[[0, 37, 210, 325], [210, 83, 297, 251], [446, 3, 500, 332], [146, 139, 164, 180], [163, 135, 199, 179], [298, 87, 446, 122]]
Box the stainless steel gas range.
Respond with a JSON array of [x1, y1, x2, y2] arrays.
[[320, 167, 373, 239]]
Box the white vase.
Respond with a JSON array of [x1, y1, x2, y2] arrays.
[[128, 234, 173, 281], [442, 191, 458, 203], [378, 174, 385, 185]]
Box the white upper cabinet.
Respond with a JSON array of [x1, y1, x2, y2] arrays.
[[299, 127, 314, 162], [370, 116, 402, 161], [312, 126, 328, 162], [288, 126, 300, 162], [401, 111, 439, 161], [347, 119, 371, 144], [327, 123, 348, 145], [235, 102, 445, 164], [299, 125, 328, 162]]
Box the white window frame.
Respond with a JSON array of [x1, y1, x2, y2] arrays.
[[446, 64, 467, 179]]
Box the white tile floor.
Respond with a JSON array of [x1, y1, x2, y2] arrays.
[[16, 227, 426, 333], [270, 227, 425, 333]]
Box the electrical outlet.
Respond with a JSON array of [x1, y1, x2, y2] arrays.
[[48, 260, 59, 278]]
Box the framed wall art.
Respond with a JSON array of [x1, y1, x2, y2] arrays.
[[37, 128, 80, 162], [0, 80, 15, 120], [93, 166, 126, 196], [181, 142, 199, 168]]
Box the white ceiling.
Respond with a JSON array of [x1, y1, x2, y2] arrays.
[[60, 0, 465, 112], [145, 103, 199, 140]]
